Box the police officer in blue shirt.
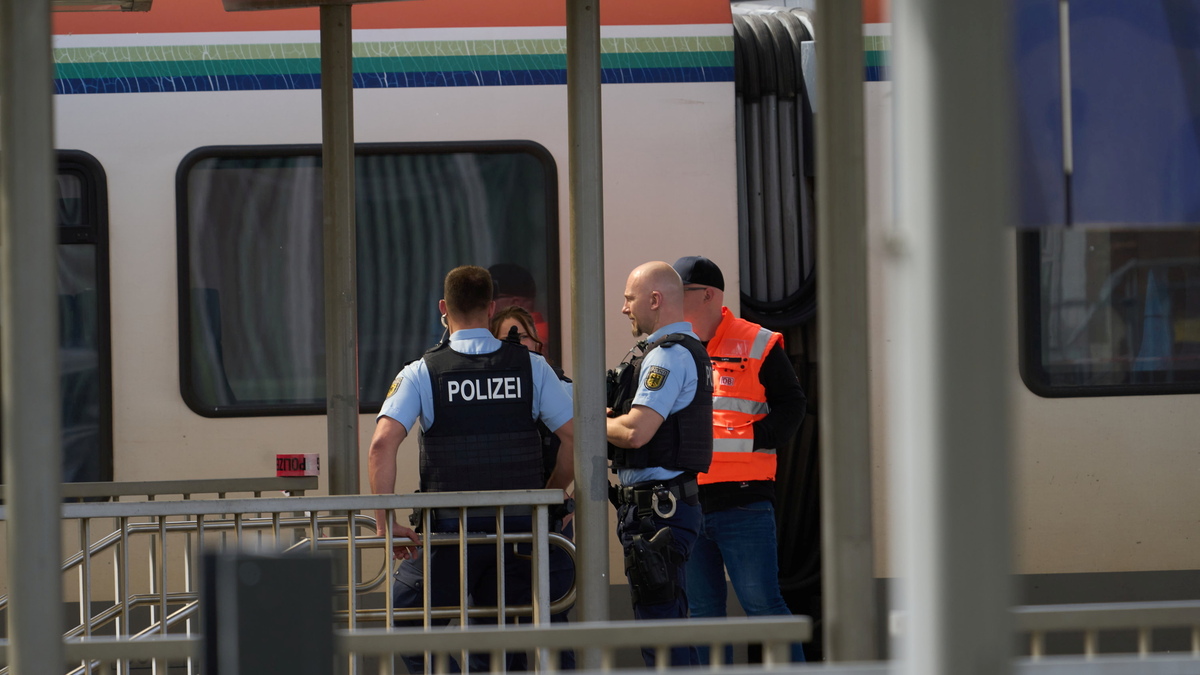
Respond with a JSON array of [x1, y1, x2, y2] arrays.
[[606, 261, 713, 667], [369, 265, 574, 673]]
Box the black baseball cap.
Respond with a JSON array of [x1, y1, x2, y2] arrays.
[[672, 256, 724, 291]]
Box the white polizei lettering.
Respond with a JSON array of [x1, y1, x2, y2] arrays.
[[449, 376, 532, 403]]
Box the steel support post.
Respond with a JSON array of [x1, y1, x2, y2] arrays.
[[566, 0, 610, 665], [0, 0, 66, 671], [321, 4, 359, 496], [890, 1, 1013, 673], [815, 0, 877, 662]]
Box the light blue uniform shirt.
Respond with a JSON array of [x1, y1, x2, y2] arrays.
[[618, 321, 699, 486], [378, 328, 573, 436]]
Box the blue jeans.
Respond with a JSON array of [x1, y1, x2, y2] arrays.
[[617, 499, 702, 668], [686, 500, 806, 664]]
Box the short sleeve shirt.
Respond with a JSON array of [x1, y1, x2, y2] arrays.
[[377, 328, 573, 435], [619, 321, 700, 485]]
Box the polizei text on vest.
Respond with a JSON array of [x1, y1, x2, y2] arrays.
[[445, 376, 524, 403]]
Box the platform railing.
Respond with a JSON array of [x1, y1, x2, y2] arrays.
[[2, 483, 1196, 674], [892, 601, 1200, 661], [0, 476, 319, 657], [4, 624, 1200, 675], [1015, 601, 1200, 660], [0, 476, 319, 502], [0, 489, 572, 675], [0, 617, 816, 675]]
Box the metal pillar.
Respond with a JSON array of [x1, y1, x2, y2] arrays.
[[321, 4, 359, 496], [815, 0, 877, 662], [566, 0, 609, 665], [0, 0, 66, 672], [889, 1, 1013, 674]]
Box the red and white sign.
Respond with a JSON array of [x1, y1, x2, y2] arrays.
[[276, 453, 319, 477]]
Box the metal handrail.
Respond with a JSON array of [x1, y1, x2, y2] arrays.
[[5, 615, 1200, 673], [0, 489, 571, 675], [1015, 601, 1200, 660], [343, 616, 812, 669], [1014, 601, 1200, 631], [892, 601, 1200, 660], [41, 489, 563, 519], [52, 528, 578, 641], [0, 617, 815, 673], [0, 514, 384, 613], [0, 476, 317, 501]]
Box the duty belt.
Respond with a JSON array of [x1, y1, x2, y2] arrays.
[[615, 475, 699, 519]]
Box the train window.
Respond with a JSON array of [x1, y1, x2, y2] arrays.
[[178, 142, 558, 417], [58, 173, 86, 227], [1020, 228, 1200, 396], [56, 152, 113, 483]]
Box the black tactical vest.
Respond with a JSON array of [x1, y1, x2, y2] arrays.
[[419, 341, 544, 493], [608, 333, 714, 474]]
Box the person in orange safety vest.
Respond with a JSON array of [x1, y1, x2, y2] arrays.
[[673, 256, 807, 664]]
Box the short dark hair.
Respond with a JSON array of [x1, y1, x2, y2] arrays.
[[444, 265, 493, 315]]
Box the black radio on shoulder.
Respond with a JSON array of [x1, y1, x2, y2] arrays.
[[608, 339, 654, 414], [606, 360, 636, 413]]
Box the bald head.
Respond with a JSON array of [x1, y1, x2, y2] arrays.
[[621, 261, 686, 337], [632, 262, 684, 305]]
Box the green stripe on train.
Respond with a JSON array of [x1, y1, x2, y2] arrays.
[[53, 36, 733, 65]]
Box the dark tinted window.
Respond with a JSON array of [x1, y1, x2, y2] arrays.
[[1021, 229, 1200, 396], [56, 155, 112, 482], [179, 143, 558, 416]]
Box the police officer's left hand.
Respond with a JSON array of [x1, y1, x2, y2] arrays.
[[390, 522, 421, 560], [377, 519, 420, 560]]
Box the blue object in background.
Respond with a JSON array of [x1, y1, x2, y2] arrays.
[[1016, 0, 1200, 228], [1133, 268, 1174, 373]]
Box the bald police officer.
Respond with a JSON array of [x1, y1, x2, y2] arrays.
[[606, 261, 713, 667]]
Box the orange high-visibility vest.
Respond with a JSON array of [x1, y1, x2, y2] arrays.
[[698, 307, 783, 485]]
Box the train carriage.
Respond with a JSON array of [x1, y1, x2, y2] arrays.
[[24, 0, 1200, 651]]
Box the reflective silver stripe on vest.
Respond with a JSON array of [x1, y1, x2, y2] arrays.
[[713, 396, 770, 415], [712, 438, 776, 454], [750, 327, 774, 360]]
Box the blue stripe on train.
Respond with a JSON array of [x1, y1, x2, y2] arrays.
[[55, 66, 736, 94], [865, 65, 891, 82]]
